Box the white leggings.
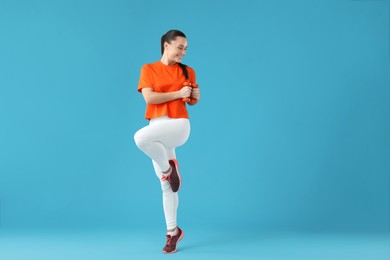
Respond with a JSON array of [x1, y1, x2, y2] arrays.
[[134, 116, 190, 230]]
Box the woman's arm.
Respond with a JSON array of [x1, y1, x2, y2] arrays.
[[141, 87, 192, 105]]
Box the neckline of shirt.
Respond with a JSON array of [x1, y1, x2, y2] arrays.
[[158, 60, 179, 68]]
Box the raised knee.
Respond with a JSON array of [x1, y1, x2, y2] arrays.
[[134, 131, 146, 149]]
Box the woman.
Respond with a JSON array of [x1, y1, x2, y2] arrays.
[[134, 29, 200, 254]]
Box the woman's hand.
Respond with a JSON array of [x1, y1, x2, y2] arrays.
[[191, 88, 200, 101], [178, 86, 192, 99]]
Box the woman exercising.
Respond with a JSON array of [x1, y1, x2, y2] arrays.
[[134, 29, 200, 254]]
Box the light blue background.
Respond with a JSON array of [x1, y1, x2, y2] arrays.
[[1, 0, 389, 238]]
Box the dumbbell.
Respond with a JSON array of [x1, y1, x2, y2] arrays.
[[182, 82, 199, 103]]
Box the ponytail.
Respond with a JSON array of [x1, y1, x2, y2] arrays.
[[178, 63, 189, 80]]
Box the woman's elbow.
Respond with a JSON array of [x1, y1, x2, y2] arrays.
[[141, 89, 155, 104], [143, 96, 151, 104], [144, 96, 157, 105]]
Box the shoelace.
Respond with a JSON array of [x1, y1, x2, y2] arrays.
[[166, 235, 172, 246], [161, 174, 171, 182]]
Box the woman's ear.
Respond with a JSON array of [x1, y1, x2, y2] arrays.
[[164, 42, 169, 51]]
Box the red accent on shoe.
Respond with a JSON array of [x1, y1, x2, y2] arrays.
[[160, 174, 170, 182]]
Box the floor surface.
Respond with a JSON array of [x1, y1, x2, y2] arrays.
[[0, 228, 389, 260]]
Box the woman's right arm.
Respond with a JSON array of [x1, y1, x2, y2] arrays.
[[141, 87, 192, 105]]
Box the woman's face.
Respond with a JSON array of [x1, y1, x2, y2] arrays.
[[164, 36, 187, 64]]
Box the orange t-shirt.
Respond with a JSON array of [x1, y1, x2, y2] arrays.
[[138, 61, 196, 120]]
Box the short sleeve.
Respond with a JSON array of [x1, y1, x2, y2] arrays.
[[138, 64, 154, 92], [188, 67, 196, 84]]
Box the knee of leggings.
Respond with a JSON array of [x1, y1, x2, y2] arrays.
[[134, 131, 146, 149]]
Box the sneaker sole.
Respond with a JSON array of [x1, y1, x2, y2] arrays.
[[163, 230, 184, 254], [169, 158, 182, 192]]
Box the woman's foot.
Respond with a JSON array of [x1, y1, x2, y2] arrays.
[[163, 227, 184, 254], [161, 159, 182, 192]]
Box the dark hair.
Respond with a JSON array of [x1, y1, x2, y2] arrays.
[[161, 30, 189, 80]]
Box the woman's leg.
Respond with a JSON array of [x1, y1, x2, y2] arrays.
[[134, 117, 190, 172], [134, 117, 188, 230], [152, 148, 179, 231]]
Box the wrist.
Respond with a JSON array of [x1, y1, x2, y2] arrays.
[[174, 91, 181, 100]]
